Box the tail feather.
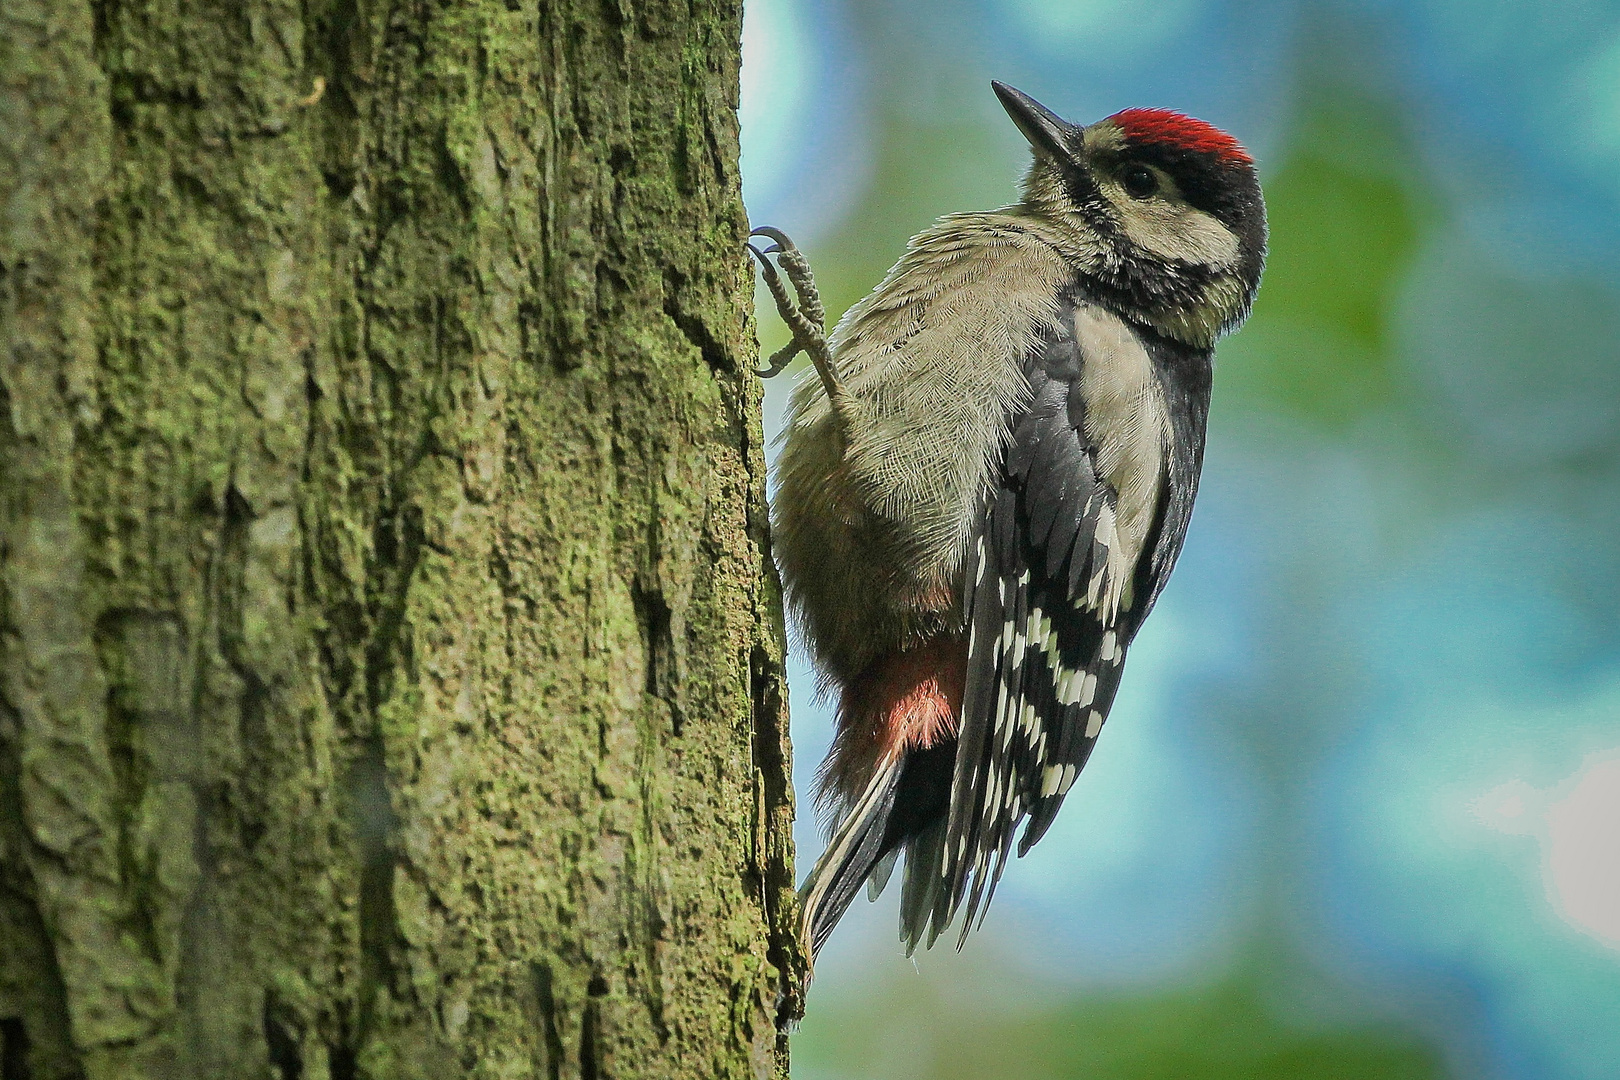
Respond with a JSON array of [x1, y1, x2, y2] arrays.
[[799, 755, 903, 957], [866, 849, 901, 901], [898, 819, 946, 954]]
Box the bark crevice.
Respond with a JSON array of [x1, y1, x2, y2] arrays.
[[1, 0, 802, 1075]]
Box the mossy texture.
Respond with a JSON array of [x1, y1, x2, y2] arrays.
[[0, 0, 803, 1076]]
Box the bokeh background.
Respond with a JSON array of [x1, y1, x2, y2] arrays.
[[738, 1, 1620, 1077]]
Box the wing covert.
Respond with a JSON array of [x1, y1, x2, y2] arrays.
[[931, 306, 1179, 947]]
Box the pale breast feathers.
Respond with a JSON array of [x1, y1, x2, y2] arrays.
[[783, 214, 1075, 584]]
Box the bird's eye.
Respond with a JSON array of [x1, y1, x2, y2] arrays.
[[1121, 165, 1158, 199]]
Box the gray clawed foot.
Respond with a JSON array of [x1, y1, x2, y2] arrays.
[[747, 226, 854, 441], [747, 226, 830, 379]]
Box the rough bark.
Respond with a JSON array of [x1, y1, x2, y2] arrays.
[[0, 0, 804, 1077]]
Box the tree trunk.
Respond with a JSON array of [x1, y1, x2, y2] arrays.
[[0, 0, 804, 1077]]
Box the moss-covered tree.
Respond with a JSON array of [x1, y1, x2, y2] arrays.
[[0, 0, 803, 1076]]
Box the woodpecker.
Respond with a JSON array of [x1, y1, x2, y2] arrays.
[[749, 82, 1266, 960]]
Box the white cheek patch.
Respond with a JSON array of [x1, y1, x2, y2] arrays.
[[1112, 191, 1241, 269]]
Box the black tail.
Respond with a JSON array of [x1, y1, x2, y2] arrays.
[[799, 756, 903, 957], [799, 744, 958, 958]]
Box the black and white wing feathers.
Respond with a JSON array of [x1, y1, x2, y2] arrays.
[[908, 305, 1208, 951]]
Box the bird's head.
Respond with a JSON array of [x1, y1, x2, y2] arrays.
[[993, 81, 1266, 349]]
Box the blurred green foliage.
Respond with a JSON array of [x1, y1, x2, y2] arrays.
[[797, 964, 1447, 1080], [813, 115, 1015, 308], [1211, 87, 1434, 426]]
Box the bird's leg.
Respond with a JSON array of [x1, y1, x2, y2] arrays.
[[747, 227, 828, 378], [747, 227, 855, 437]]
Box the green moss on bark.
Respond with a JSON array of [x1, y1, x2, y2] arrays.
[[0, 1, 803, 1077]]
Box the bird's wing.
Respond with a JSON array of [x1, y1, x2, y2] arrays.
[[920, 305, 1194, 949]]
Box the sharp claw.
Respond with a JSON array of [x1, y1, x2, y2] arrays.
[[750, 225, 796, 250], [755, 332, 803, 378], [747, 225, 833, 386], [767, 340, 804, 371], [757, 351, 797, 378]]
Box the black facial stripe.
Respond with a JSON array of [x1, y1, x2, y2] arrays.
[[1051, 174, 1231, 322], [1058, 162, 1106, 218], [1125, 143, 1246, 216], [1132, 145, 1266, 282], [1079, 256, 1224, 323], [1036, 148, 1265, 331]]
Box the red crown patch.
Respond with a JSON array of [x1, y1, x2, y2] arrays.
[[1107, 108, 1252, 165]]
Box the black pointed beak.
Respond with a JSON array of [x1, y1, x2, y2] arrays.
[[992, 81, 1080, 162]]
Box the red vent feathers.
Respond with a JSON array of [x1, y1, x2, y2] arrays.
[[1108, 108, 1252, 165]]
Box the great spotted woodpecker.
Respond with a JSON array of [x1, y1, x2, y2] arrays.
[[750, 82, 1266, 959]]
